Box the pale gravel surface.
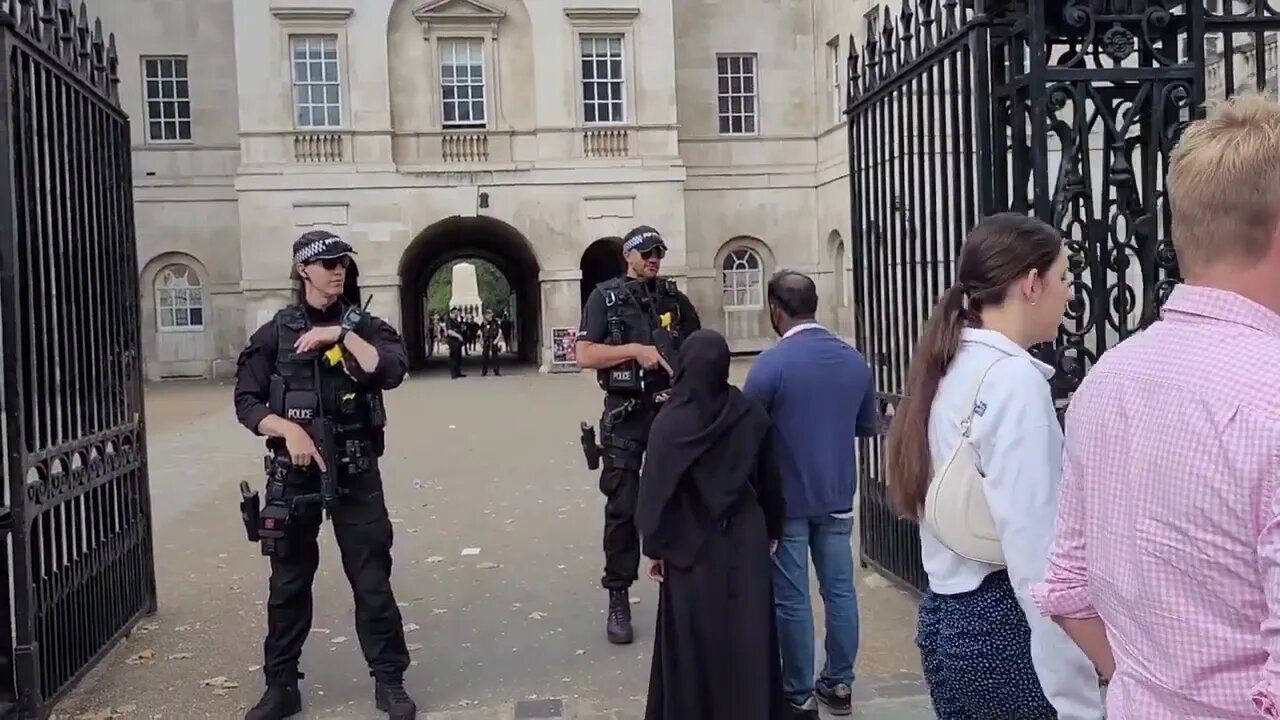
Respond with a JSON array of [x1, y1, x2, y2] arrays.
[[53, 358, 928, 719]]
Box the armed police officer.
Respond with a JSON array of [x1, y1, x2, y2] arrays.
[[575, 225, 701, 644], [444, 308, 466, 378], [480, 309, 503, 377], [233, 230, 418, 720]]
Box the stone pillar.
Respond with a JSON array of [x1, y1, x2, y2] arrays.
[[539, 269, 584, 374], [361, 275, 403, 330], [241, 281, 294, 342]]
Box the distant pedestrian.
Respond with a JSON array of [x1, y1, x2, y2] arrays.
[[884, 213, 1103, 719], [742, 271, 878, 719], [500, 310, 514, 352], [640, 329, 787, 720], [1034, 95, 1280, 718]]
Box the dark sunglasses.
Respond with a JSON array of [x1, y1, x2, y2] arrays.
[[639, 246, 666, 260], [313, 256, 350, 271]]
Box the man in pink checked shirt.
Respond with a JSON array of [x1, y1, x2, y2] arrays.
[[1031, 94, 1280, 719]]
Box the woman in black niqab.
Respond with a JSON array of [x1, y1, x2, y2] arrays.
[[639, 329, 787, 720]]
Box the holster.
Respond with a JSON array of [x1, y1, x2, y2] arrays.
[[245, 455, 310, 558], [579, 422, 602, 471]]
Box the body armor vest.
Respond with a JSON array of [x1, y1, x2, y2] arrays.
[[595, 276, 685, 396], [266, 305, 384, 452]]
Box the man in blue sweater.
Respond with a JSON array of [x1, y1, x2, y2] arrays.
[[743, 271, 879, 719]]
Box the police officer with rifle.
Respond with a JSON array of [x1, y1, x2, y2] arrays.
[[233, 230, 417, 720], [575, 225, 700, 644], [480, 309, 503, 377]]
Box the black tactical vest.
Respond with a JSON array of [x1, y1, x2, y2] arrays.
[[595, 276, 685, 395], [267, 305, 379, 444]]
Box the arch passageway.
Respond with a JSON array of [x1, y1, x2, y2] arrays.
[[399, 216, 541, 369], [579, 237, 625, 307]]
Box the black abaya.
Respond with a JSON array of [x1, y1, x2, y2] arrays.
[[639, 330, 787, 720]]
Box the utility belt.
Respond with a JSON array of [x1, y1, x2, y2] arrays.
[[238, 437, 375, 557], [577, 393, 659, 472]]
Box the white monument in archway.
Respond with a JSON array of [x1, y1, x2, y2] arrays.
[[449, 262, 483, 316]]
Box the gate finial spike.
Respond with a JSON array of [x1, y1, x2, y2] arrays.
[[881, 7, 897, 75], [941, 0, 959, 34], [863, 14, 880, 87], [918, 0, 936, 49], [848, 34, 860, 102], [17, 0, 34, 34], [55, 0, 72, 62], [107, 31, 120, 102], [900, 1, 915, 63], [91, 17, 106, 92], [73, 0, 89, 75], [37, 0, 54, 47]]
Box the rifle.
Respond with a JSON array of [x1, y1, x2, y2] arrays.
[[650, 326, 679, 377], [311, 417, 342, 518]]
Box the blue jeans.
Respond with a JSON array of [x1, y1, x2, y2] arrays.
[[772, 514, 859, 706]]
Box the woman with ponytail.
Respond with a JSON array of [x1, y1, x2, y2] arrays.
[[884, 213, 1106, 719]]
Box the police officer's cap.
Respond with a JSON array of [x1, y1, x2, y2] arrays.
[[293, 229, 358, 265], [622, 226, 666, 254]]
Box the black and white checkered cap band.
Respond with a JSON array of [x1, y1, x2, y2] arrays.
[[623, 231, 663, 253], [293, 237, 352, 264]]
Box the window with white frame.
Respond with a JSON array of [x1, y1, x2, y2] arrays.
[[155, 264, 204, 330], [439, 38, 487, 128], [722, 248, 763, 309], [581, 34, 625, 124], [716, 54, 757, 135], [143, 57, 192, 143], [829, 38, 843, 125], [291, 35, 342, 128]]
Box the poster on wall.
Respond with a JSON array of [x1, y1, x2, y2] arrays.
[[551, 327, 578, 371]]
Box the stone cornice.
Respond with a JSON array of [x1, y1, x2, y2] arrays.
[[269, 6, 354, 23], [414, 0, 506, 37], [563, 7, 641, 23]]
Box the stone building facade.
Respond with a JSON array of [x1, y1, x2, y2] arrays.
[[91, 0, 884, 379]]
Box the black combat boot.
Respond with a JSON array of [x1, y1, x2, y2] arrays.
[[375, 678, 418, 719], [244, 684, 302, 720], [606, 589, 634, 645]]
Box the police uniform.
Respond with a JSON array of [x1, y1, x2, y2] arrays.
[[445, 311, 466, 378], [233, 231, 417, 720], [576, 226, 700, 644], [481, 315, 502, 376]]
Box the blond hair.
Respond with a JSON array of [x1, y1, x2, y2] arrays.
[[1169, 93, 1280, 272]]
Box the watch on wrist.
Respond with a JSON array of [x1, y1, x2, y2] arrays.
[[337, 327, 349, 344]]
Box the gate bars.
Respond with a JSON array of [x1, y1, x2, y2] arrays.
[[847, 0, 1280, 594], [0, 0, 155, 716]]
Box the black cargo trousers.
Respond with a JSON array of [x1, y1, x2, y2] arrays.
[[262, 458, 410, 686], [598, 393, 658, 591], [481, 339, 501, 375]]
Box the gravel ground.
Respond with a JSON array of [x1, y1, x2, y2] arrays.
[[53, 357, 928, 719]]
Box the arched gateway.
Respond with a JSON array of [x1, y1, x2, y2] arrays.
[[398, 216, 541, 369]]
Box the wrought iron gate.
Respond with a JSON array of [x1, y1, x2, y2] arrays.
[[849, 0, 1280, 593], [0, 1, 155, 716]]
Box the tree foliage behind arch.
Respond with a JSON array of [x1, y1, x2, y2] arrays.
[[426, 259, 512, 315]]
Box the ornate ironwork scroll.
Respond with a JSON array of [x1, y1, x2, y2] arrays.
[[847, 0, 1280, 593]]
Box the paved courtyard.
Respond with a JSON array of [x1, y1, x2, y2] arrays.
[[54, 356, 930, 719]]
